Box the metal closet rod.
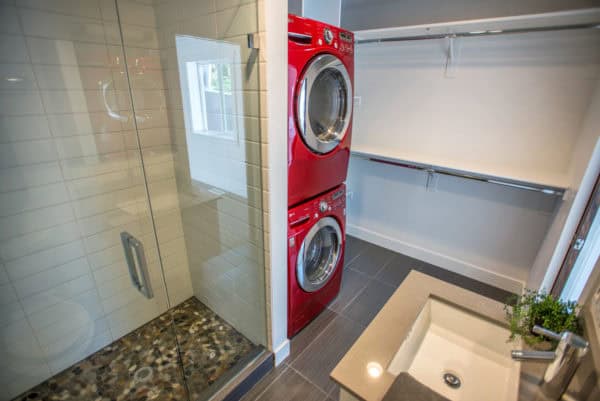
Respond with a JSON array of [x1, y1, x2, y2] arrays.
[[360, 156, 565, 196], [356, 21, 600, 44]]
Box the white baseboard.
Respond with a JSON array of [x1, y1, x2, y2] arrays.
[[347, 224, 524, 294], [273, 339, 290, 366]]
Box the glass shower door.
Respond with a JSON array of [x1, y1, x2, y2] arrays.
[[0, 1, 186, 400], [115, 0, 268, 398], [1, 0, 267, 400]]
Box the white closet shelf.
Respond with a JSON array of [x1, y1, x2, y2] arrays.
[[354, 8, 600, 42], [351, 147, 569, 194]]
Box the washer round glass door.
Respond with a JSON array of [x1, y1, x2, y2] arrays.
[[297, 216, 342, 292], [297, 54, 352, 154]]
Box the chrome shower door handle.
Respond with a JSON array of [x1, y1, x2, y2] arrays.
[[128, 234, 153, 299], [121, 231, 141, 290], [120, 231, 153, 299]]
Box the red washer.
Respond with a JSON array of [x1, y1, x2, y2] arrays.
[[288, 14, 354, 207], [288, 184, 346, 337]]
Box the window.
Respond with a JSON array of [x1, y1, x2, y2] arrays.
[[186, 61, 236, 139]]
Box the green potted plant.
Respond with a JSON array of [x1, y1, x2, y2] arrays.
[[504, 289, 582, 348]]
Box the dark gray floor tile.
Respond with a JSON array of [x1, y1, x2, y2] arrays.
[[344, 235, 369, 267], [240, 363, 287, 401], [375, 253, 419, 288], [346, 243, 395, 277], [329, 268, 369, 313], [414, 263, 515, 304], [328, 382, 340, 401], [289, 308, 337, 363], [291, 315, 364, 394], [341, 279, 397, 327], [252, 367, 327, 401]]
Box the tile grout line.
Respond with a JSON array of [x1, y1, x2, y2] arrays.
[[286, 363, 332, 398], [242, 364, 289, 401], [287, 314, 366, 394], [331, 273, 370, 316], [287, 309, 340, 366]]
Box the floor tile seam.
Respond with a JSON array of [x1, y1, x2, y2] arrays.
[[329, 269, 370, 313], [286, 363, 332, 397], [372, 269, 407, 290], [327, 385, 338, 396], [343, 244, 371, 269], [372, 272, 400, 289], [334, 275, 373, 316], [372, 253, 397, 278], [346, 255, 390, 279], [343, 250, 362, 268], [337, 308, 369, 331], [242, 365, 290, 401], [288, 309, 340, 365], [346, 265, 369, 278], [373, 252, 401, 279]]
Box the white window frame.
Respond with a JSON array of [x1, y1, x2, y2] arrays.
[[186, 61, 237, 140]]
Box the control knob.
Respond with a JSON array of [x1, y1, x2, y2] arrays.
[[323, 28, 333, 44]]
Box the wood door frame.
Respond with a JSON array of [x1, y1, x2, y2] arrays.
[[551, 173, 600, 297]]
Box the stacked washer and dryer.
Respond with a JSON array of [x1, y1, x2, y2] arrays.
[[287, 14, 355, 337]]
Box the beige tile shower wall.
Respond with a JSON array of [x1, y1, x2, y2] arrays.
[[152, 0, 268, 346], [0, 2, 171, 399], [256, 0, 273, 349]]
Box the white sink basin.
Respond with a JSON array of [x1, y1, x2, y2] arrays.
[[387, 297, 520, 401]]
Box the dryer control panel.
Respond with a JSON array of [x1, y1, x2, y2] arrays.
[[338, 31, 354, 55], [288, 186, 346, 229], [289, 13, 353, 56]]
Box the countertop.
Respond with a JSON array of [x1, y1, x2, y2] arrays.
[[330, 270, 511, 401]]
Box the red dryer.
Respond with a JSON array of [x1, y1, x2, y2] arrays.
[[288, 14, 354, 207], [288, 184, 346, 337]]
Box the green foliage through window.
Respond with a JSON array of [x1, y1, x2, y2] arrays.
[[205, 63, 232, 93]]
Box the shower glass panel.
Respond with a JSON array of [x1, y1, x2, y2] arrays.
[[0, 2, 179, 399], [0, 1, 266, 400], [115, 0, 268, 398]]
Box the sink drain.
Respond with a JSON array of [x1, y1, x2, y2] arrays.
[[443, 372, 461, 389], [134, 366, 153, 383]]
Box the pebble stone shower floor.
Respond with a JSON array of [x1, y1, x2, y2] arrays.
[[12, 297, 259, 401]]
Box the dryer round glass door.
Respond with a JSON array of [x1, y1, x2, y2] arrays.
[[297, 54, 352, 154], [297, 216, 342, 292]]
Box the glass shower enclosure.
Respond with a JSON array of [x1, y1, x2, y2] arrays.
[[0, 1, 267, 400]]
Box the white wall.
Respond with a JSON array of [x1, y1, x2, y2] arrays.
[[347, 157, 556, 293], [289, 0, 302, 16], [263, 0, 290, 365], [341, 0, 600, 30], [288, 0, 342, 26], [528, 80, 600, 291], [352, 29, 600, 186], [348, 21, 600, 293], [303, 0, 341, 26]]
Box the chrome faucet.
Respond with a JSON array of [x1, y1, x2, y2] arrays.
[[511, 325, 589, 401]]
